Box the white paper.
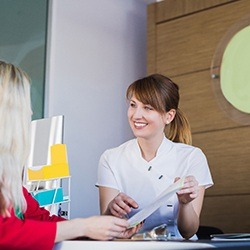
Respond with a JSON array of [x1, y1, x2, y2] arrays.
[[127, 178, 185, 228]]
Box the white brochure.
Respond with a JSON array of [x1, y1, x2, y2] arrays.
[[127, 178, 185, 228]]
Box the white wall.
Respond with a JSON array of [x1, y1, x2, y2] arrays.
[[46, 0, 148, 218]]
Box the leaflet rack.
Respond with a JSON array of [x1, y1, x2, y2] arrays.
[[27, 144, 71, 219]]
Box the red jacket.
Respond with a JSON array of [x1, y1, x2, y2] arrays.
[[0, 187, 66, 250]]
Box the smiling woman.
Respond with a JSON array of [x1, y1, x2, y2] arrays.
[[96, 74, 213, 240], [126, 74, 191, 145], [127, 97, 170, 150]]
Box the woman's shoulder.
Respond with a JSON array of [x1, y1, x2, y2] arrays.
[[171, 140, 204, 156]]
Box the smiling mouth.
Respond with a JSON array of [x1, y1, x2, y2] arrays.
[[134, 122, 147, 128]]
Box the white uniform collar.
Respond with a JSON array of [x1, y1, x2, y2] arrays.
[[134, 136, 173, 161], [156, 136, 173, 156]]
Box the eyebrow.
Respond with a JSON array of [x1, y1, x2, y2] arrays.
[[129, 98, 136, 102]]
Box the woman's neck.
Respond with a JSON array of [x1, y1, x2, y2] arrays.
[[137, 134, 164, 162]]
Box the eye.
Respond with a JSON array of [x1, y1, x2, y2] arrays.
[[144, 105, 154, 111], [129, 101, 136, 108]]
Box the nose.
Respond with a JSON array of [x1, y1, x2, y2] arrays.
[[132, 107, 143, 119]]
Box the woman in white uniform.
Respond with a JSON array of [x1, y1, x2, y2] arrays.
[[96, 74, 213, 240]]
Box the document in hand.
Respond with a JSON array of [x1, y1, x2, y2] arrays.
[[127, 178, 185, 228]]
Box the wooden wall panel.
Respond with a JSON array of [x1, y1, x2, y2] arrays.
[[201, 195, 250, 233], [193, 127, 250, 196], [156, 0, 250, 76], [172, 70, 242, 133], [156, 0, 235, 23], [147, 0, 250, 233]]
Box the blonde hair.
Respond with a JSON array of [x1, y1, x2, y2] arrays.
[[126, 74, 192, 145], [0, 61, 32, 216]]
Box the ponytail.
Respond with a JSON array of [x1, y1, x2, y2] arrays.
[[165, 108, 192, 145]]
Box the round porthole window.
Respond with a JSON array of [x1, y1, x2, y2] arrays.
[[211, 17, 250, 124]]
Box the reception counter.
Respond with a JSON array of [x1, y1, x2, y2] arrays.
[[53, 239, 250, 250], [53, 240, 213, 250]]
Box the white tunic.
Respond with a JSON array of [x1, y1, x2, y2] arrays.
[[96, 137, 213, 239]]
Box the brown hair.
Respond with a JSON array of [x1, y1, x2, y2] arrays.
[[126, 74, 192, 145]]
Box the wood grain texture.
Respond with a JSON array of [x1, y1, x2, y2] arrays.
[[156, 0, 250, 76], [193, 127, 250, 196], [201, 195, 250, 233], [148, 0, 250, 234], [156, 0, 235, 23], [171, 70, 250, 133]]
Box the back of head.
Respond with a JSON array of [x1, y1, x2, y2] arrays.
[[126, 74, 192, 145], [0, 61, 32, 215]]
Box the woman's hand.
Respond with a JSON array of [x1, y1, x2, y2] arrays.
[[118, 221, 143, 239], [80, 216, 133, 240], [107, 192, 138, 218], [175, 176, 199, 205], [56, 215, 141, 242]]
